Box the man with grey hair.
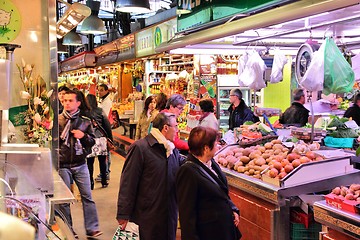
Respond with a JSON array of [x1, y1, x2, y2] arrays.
[[279, 88, 309, 126], [161, 94, 189, 152], [228, 88, 259, 130], [116, 112, 183, 240]]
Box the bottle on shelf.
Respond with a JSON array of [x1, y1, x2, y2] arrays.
[[200, 79, 216, 98]]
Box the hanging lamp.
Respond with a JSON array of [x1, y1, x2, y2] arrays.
[[57, 39, 68, 54], [115, 0, 151, 14], [63, 30, 82, 46], [80, 1, 107, 35]]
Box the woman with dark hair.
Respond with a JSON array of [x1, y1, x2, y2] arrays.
[[199, 99, 219, 130], [135, 95, 158, 140], [156, 92, 168, 112], [86, 94, 113, 189], [176, 126, 241, 240], [344, 93, 360, 126]]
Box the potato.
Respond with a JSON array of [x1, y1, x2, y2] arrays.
[[257, 146, 266, 153], [264, 142, 273, 149], [345, 193, 355, 200], [271, 139, 282, 144], [253, 174, 261, 179], [273, 162, 282, 171], [262, 153, 271, 159], [235, 152, 243, 158], [244, 171, 250, 175], [292, 159, 301, 168], [273, 149, 282, 155], [239, 156, 251, 164], [350, 184, 360, 191], [269, 168, 278, 178], [332, 187, 341, 195], [249, 169, 255, 175], [242, 148, 252, 156], [284, 164, 294, 173], [273, 143, 283, 150], [278, 172, 287, 179], [255, 157, 266, 166], [237, 166, 246, 173]]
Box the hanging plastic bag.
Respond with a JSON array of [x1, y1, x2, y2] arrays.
[[323, 37, 355, 95], [270, 48, 288, 83], [238, 51, 267, 90], [299, 41, 325, 91], [237, 52, 249, 76]]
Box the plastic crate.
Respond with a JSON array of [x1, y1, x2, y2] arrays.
[[291, 222, 322, 240]]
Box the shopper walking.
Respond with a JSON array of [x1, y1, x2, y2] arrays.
[[58, 89, 102, 238], [116, 112, 183, 240], [176, 126, 241, 240], [97, 83, 113, 182], [135, 95, 158, 140], [86, 94, 113, 189]]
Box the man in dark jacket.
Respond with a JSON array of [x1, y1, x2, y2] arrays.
[[228, 88, 259, 130], [116, 112, 183, 240], [279, 88, 309, 127], [58, 89, 102, 238], [344, 93, 360, 126]]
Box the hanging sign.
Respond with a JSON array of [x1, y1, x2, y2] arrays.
[[177, 0, 293, 32], [136, 18, 177, 57]]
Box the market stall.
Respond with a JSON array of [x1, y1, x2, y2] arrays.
[[215, 141, 360, 240]]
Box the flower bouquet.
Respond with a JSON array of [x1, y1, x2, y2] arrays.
[[14, 59, 53, 147]]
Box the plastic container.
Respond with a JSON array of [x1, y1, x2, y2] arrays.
[[291, 222, 322, 240]]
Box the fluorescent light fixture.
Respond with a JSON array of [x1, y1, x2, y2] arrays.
[[115, 0, 151, 13], [56, 2, 91, 39], [170, 47, 298, 56]]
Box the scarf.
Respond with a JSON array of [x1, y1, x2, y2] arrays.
[[60, 109, 80, 147], [199, 112, 211, 123], [150, 127, 175, 158]]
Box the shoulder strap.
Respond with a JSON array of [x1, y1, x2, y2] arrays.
[[92, 118, 109, 138]]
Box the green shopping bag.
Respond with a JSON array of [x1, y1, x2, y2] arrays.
[[323, 38, 354, 95]]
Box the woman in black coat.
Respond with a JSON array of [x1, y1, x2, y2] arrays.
[[86, 94, 113, 189], [176, 126, 241, 240]]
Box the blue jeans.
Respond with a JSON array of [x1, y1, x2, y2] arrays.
[[58, 164, 100, 233]]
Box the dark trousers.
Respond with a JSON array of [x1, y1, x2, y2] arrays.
[[87, 155, 108, 185]]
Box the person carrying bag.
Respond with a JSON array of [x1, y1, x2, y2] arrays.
[[86, 94, 113, 189]]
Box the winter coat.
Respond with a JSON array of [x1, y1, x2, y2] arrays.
[[116, 133, 183, 240], [176, 154, 241, 240], [59, 113, 95, 168], [228, 101, 259, 130], [199, 113, 219, 131], [135, 109, 159, 140], [279, 102, 309, 127], [90, 107, 113, 140]]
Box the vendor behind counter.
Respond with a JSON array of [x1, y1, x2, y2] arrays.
[[279, 88, 309, 127], [344, 93, 360, 126]]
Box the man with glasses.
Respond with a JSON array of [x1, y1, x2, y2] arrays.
[[161, 94, 189, 152], [228, 88, 259, 130], [116, 112, 183, 240]]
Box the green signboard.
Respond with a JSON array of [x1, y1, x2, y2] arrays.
[[177, 0, 293, 32]]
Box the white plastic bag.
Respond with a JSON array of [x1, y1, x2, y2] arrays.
[[270, 48, 288, 83], [237, 52, 249, 76], [238, 51, 267, 90], [299, 41, 325, 91]]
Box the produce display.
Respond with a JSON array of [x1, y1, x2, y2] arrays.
[[330, 184, 360, 202], [326, 184, 360, 214], [215, 140, 323, 180], [234, 122, 277, 146]]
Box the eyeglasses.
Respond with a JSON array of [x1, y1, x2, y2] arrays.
[[229, 95, 236, 97], [166, 124, 178, 129]]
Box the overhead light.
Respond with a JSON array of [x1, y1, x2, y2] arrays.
[[56, 2, 91, 39], [63, 30, 82, 46], [115, 0, 151, 13], [57, 39, 68, 54], [80, 1, 106, 35]]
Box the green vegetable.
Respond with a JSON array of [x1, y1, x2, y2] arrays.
[[243, 121, 254, 125], [259, 123, 272, 133], [328, 128, 359, 138]]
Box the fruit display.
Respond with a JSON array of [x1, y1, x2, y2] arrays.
[[215, 140, 323, 180], [330, 184, 360, 202]]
